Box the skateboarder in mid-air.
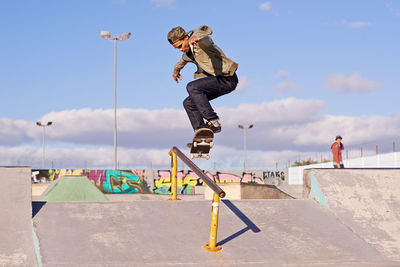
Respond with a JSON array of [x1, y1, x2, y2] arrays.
[[167, 25, 239, 134]]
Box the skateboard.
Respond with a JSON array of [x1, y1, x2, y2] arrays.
[[189, 128, 214, 160]]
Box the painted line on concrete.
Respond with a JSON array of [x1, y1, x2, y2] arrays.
[[309, 172, 329, 209], [32, 222, 43, 267]]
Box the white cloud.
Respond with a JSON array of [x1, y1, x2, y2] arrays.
[[37, 108, 191, 149], [0, 144, 327, 170], [207, 147, 325, 170], [0, 118, 34, 146], [219, 98, 325, 126], [0, 98, 325, 146], [236, 76, 250, 93], [2, 98, 400, 169], [0, 146, 170, 169], [274, 70, 302, 94], [0, 97, 326, 158], [275, 70, 288, 80], [151, 0, 175, 8], [259, 1, 271, 12], [341, 19, 371, 29], [247, 149, 329, 169], [385, 3, 400, 17], [276, 81, 303, 93], [37, 98, 324, 146], [325, 72, 381, 93]]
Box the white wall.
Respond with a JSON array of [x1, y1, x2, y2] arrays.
[[288, 152, 400, 184]]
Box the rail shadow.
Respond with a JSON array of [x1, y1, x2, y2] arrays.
[[217, 199, 261, 246]]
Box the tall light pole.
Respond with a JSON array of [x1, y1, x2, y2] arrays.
[[36, 121, 53, 169], [238, 124, 254, 173], [100, 30, 131, 170]]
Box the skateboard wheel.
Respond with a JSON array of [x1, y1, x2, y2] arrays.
[[206, 155, 210, 160], [193, 142, 198, 148], [209, 142, 213, 148], [190, 154, 194, 159]]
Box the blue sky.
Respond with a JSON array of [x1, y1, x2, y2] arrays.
[[0, 0, 399, 169]]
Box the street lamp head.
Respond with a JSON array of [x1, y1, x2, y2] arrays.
[[239, 124, 254, 129], [119, 32, 131, 40], [100, 30, 111, 40], [36, 121, 53, 126]]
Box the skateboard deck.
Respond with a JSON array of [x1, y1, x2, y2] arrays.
[[190, 128, 214, 160]]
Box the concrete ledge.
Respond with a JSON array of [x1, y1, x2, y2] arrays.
[[205, 182, 294, 200], [0, 167, 39, 267]]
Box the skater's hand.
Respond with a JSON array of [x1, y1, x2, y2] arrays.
[[173, 73, 182, 83], [336, 163, 341, 168]]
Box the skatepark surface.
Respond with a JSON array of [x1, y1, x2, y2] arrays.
[[2, 167, 400, 266], [304, 168, 400, 262]]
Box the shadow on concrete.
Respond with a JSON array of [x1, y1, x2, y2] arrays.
[[217, 200, 261, 246], [32, 201, 46, 218]]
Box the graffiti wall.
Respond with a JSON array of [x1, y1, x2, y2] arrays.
[[32, 169, 151, 194], [153, 170, 271, 195], [263, 171, 286, 186], [32, 169, 286, 195]]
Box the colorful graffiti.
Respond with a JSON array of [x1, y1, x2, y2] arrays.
[[32, 169, 151, 194], [153, 170, 264, 195], [154, 170, 199, 194], [263, 171, 285, 186], [32, 169, 286, 195]]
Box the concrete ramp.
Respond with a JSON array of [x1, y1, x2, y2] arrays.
[[41, 176, 108, 202], [33, 199, 395, 266], [205, 183, 294, 200], [0, 167, 39, 267], [304, 168, 400, 262]]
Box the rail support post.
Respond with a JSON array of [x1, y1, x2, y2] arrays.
[[168, 151, 180, 200], [203, 192, 222, 252]]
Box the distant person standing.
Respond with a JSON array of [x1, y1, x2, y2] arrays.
[[331, 136, 344, 168]]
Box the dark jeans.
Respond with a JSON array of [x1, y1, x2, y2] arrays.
[[183, 73, 238, 130]]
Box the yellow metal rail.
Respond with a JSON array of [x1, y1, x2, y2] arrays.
[[168, 146, 225, 251], [168, 150, 179, 200]]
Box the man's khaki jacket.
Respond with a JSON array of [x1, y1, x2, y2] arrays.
[[173, 25, 238, 79]]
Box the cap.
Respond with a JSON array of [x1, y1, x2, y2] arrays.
[[167, 26, 187, 45]]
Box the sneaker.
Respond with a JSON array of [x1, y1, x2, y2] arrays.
[[205, 120, 221, 133]]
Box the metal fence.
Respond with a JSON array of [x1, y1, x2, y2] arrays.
[[288, 152, 400, 184], [277, 139, 400, 170]]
